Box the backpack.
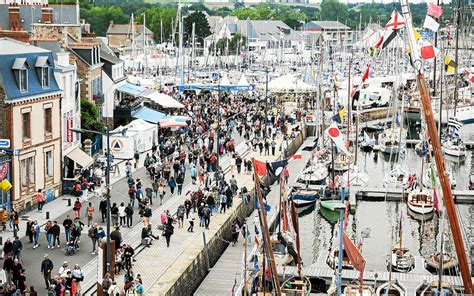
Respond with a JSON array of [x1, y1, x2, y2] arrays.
[[203, 208, 210, 218]]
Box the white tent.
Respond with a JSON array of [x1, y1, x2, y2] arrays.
[[145, 91, 184, 109], [264, 73, 316, 93], [106, 119, 157, 159], [238, 74, 250, 87], [220, 73, 231, 86]]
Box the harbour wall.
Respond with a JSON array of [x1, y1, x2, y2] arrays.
[[157, 125, 307, 296]]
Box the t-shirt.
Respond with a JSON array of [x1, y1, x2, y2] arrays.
[[86, 207, 94, 217]]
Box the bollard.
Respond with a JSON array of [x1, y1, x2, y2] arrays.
[[46, 211, 50, 219], [68, 199, 72, 207], [0, 236, 2, 245]]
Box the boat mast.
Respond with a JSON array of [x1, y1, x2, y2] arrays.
[[252, 159, 281, 294], [143, 13, 147, 77], [453, 0, 461, 117], [400, 0, 473, 292], [432, 0, 440, 97]]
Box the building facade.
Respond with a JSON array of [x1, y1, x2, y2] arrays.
[[302, 21, 353, 47], [0, 38, 62, 211]]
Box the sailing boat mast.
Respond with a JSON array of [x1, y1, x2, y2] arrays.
[[453, 0, 461, 116], [131, 14, 136, 63], [143, 13, 147, 76], [400, 0, 473, 292]]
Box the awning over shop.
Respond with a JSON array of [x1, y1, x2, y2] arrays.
[[66, 147, 94, 168], [132, 106, 167, 124], [117, 83, 147, 97], [145, 91, 184, 109], [159, 116, 188, 129]]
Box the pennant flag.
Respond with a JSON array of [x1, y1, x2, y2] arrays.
[[424, 15, 440, 32], [325, 122, 349, 154], [288, 153, 302, 161], [414, 29, 421, 41], [331, 106, 347, 123], [465, 70, 474, 83], [269, 159, 288, 176], [362, 66, 371, 82], [444, 56, 457, 74], [381, 29, 398, 50], [427, 3, 443, 18], [419, 41, 439, 60], [430, 166, 439, 212], [253, 159, 267, 176], [385, 10, 406, 30]]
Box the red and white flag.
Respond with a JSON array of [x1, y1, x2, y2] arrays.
[[385, 10, 405, 30], [419, 41, 439, 60], [288, 153, 302, 161], [362, 65, 371, 83], [466, 70, 474, 83], [427, 3, 443, 18], [325, 122, 349, 154]]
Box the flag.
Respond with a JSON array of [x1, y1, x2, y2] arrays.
[[254, 224, 259, 236], [381, 29, 398, 50], [466, 70, 474, 83], [331, 106, 347, 123], [419, 41, 439, 60], [444, 56, 457, 74], [357, 239, 363, 252], [448, 118, 462, 130], [423, 15, 440, 32], [430, 166, 439, 212], [325, 122, 349, 154], [421, 141, 427, 157], [414, 29, 421, 41], [427, 3, 443, 18], [385, 10, 405, 30], [253, 159, 267, 176], [253, 254, 260, 273], [265, 203, 271, 212], [269, 159, 288, 176], [288, 153, 302, 161], [362, 66, 371, 82]]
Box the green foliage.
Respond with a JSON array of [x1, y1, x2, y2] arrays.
[[80, 6, 128, 36], [80, 99, 105, 141], [320, 0, 348, 22], [231, 4, 276, 20], [209, 33, 247, 56], [184, 11, 211, 46], [139, 6, 177, 43]]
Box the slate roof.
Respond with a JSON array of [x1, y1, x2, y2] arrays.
[[0, 4, 79, 32], [0, 38, 60, 101], [106, 23, 153, 36], [304, 21, 350, 30]]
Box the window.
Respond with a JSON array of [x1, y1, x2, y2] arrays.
[[22, 112, 31, 139], [20, 156, 35, 189], [45, 150, 53, 178], [19, 69, 28, 92], [44, 108, 52, 134], [41, 67, 49, 88]]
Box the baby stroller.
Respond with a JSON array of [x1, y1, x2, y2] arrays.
[[65, 236, 80, 255]]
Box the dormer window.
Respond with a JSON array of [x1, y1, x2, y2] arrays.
[[35, 56, 51, 89], [12, 58, 30, 92]]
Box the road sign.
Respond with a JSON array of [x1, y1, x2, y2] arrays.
[[0, 139, 10, 149]]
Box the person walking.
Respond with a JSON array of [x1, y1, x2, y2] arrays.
[[73, 198, 82, 219], [187, 211, 195, 232], [99, 197, 107, 223], [220, 193, 227, 214], [36, 189, 45, 212], [128, 185, 136, 207], [85, 202, 94, 227], [88, 223, 98, 255], [52, 221, 61, 248], [111, 203, 119, 226], [118, 202, 126, 226], [176, 174, 184, 195], [236, 154, 242, 174], [72, 264, 84, 294], [26, 219, 34, 243], [62, 215, 72, 243], [271, 139, 277, 156], [41, 254, 54, 289], [168, 176, 176, 195], [176, 204, 185, 228], [203, 204, 211, 229], [33, 220, 41, 249], [45, 221, 54, 249], [145, 187, 153, 205], [12, 237, 22, 261], [125, 203, 134, 228], [158, 182, 165, 205], [143, 205, 152, 227], [163, 217, 174, 247]]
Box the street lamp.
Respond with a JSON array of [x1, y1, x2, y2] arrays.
[[70, 126, 127, 275]]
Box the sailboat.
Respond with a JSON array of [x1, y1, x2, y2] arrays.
[[341, 166, 369, 188], [298, 162, 329, 185], [407, 189, 434, 220], [389, 214, 414, 272], [383, 167, 410, 189], [281, 199, 311, 296]]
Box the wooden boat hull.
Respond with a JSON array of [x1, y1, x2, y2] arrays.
[[376, 281, 405, 296], [418, 280, 458, 296], [425, 252, 459, 275], [389, 244, 414, 272], [344, 284, 375, 296], [281, 275, 311, 296], [293, 190, 318, 208], [407, 191, 434, 217]]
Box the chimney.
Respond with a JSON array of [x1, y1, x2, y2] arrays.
[[8, 4, 21, 31], [41, 5, 53, 24], [57, 52, 70, 67], [109, 20, 114, 27]]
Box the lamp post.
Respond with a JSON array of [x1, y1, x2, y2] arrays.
[[70, 126, 127, 275]]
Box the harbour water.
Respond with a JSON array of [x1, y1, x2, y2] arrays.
[[298, 125, 473, 275]]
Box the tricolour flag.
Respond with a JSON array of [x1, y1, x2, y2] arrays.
[[427, 3, 443, 18], [325, 122, 349, 154], [423, 15, 440, 32], [465, 70, 474, 83], [445, 56, 457, 74]]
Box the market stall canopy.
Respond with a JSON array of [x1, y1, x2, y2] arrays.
[[238, 74, 250, 87], [145, 91, 184, 109], [132, 106, 167, 124], [264, 73, 316, 93], [117, 82, 148, 97], [159, 116, 188, 129], [66, 147, 94, 168]]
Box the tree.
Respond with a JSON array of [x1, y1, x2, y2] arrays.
[[140, 7, 177, 43], [80, 100, 105, 141], [320, 0, 348, 23], [184, 11, 211, 46], [81, 6, 128, 36]]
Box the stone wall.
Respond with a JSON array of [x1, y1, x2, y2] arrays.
[[32, 24, 81, 44], [163, 124, 308, 296]]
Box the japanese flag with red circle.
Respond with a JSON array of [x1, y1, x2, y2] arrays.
[[325, 122, 349, 154]]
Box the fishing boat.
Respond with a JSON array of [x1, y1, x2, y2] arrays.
[[407, 189, 434, 220], [379, 127, 407, 155], [442, 136, 466, 157], [418, 281, 458, 296], [340, 166, 369, 188], [425, 252, 459, 275], [297, 163, 329, 185], [375, 281, 405, 296], [389, 242, 414, 272], [292, 189, 318, 207], [319, 206, 340, 224], [344, 284, 375, 296]]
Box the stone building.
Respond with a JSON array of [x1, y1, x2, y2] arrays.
[[0, 38, 62, 211], [301, 21, 353, 47], [106, 21, 154, 50]]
